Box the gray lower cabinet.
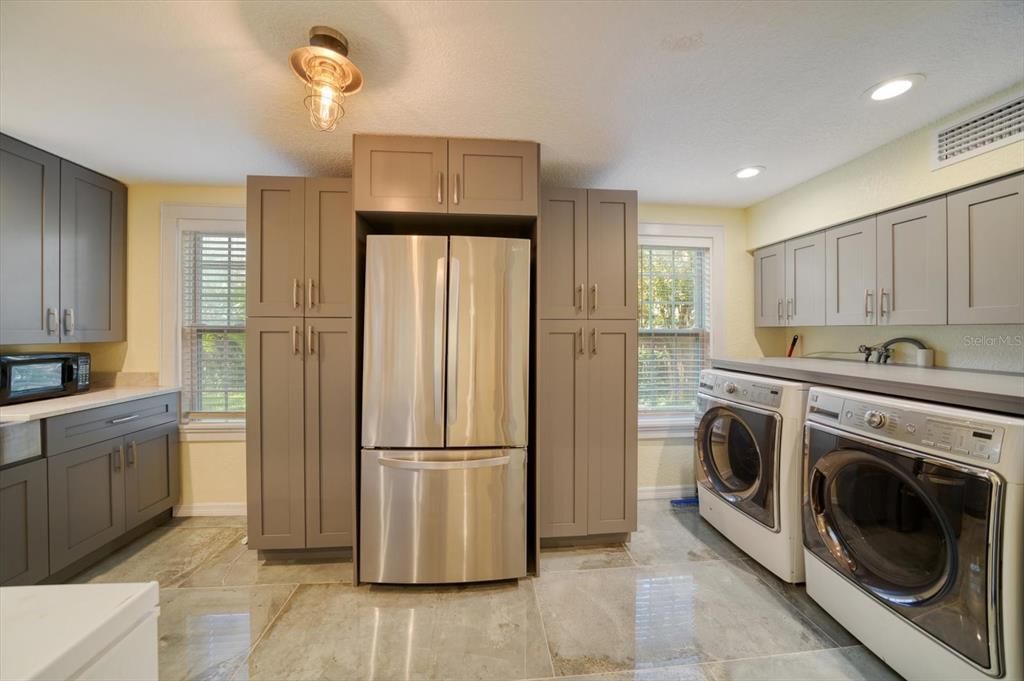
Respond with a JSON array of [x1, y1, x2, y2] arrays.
[[0, 135, 61, 344], [825, 217, 878, 326], [124, 423, 180, 531], [947, 174, 1024, 324], [538, 320, 637, 539], [0, 459, 49, 586], [754, 243, 785, 327], [876, 197, 947, 326], [784, 232, 825, 326]]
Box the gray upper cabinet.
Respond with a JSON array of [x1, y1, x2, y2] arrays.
[[784, 233, 825, 326], [876, 197, 947, 326], [448, 138, 538, 216], [0, 458, 49, 586], [825, 217, 877, 326], [948, 174, 1024, 325], [123, 423, 180, 532], [353, 135, 448, 214], [753, 243, 785, 327], [247, 176, 306, 317], [539, 189, 588, 320], [304, 178, 354, 318], [246, 317, 307, 549], [587, 190, 638, 320], [59, 161, 127, 343], [304, 318, 356, 548], [0, 135, 61, 344]]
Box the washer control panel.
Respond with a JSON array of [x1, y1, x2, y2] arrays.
[[698, 372, 783, 409]]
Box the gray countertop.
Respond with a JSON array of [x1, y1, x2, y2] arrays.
[[0, 386, 180, 423], [710, 357, 1024, 416]]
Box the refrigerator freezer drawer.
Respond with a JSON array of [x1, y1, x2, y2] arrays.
[[360, 448, 527, 584]]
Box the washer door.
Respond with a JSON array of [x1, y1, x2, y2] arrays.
[[696, 399, 778, 529]]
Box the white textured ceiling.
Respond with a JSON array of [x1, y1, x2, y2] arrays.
[[1, 1, 1022, 206]]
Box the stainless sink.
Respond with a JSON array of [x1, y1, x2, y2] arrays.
[[0, 420, 42, 467]]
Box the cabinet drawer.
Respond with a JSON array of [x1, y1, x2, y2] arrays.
[[44, 393, 179, 456]]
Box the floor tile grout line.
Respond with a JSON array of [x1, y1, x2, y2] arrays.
[[527, 578, 557, 679], [227, 582, 302, 681]]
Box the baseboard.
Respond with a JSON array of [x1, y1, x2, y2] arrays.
[[174, 502, 247, 517], [637, 484, 696, 501]]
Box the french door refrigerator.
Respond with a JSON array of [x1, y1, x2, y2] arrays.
[[361, 234, 530, 584]]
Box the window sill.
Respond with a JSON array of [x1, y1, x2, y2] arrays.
[[638, 418, 695, 440], [179, 419, 246, 443]]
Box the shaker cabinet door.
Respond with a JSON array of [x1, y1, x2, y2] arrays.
[[586, 320, 637, 535], [537, 321, 588, 538], [353, 135, 448, 214], [0, 135, 61, 344], [587, 190, 638, 320], [246, 317, 306, 549], [784, 233, 825, 326], [876, 197, 947, 326], [59, 160, 127, 342], [448, 138, 539, 216], [825, 217, 877, 326], [754, 243, 785, 327], [124, 423, 180, 531], [247, 176, 306, 317], [948, 174, 1024, 324], [305, 177, 354, 318], [539, 189, 588, 320], [0, 459, 49, 586], [304, 318, 356, 548]]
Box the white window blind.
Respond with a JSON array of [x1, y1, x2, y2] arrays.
[[638, 243, 711, 419], [181, 231, 246, 416]]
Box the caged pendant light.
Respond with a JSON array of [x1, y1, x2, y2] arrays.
[[289, 26, 364, 132]]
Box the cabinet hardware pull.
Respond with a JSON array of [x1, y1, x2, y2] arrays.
[[575, 284, 583, 311], [879, 288, 889, 318], [777, 299, 783, 321], [110, 414, 140, 424], [307, 325, 315, 354], [46, 308, 58, 335], [292, 325, 299, 354], [864, 289, 874, 318], [307, 279, 315, 309], [591, 284, 598, 312], [437, 172, 444, 204], [591, 327, 598, 355], [127, 441, 136, 466], [454, 173, 460, 205], [787, 298, 794, 320], [64, 308, 75, 336], [113, 445, 123, 472], [292, 279, 300, 308], [577, 327, 584, 356]]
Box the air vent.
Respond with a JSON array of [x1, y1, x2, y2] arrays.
[[933, 94, 1024, 169]]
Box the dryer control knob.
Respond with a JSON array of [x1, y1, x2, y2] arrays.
[[724, 382, 738, 394], [865, 410, 887, 429]]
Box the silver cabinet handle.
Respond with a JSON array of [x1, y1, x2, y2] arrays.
[[127, 440, 136, 467], [437, 171, 444, 204], [864, 289, 874, 318], [110, 413, 140, 425], [307, 279, 315, 309], [112, 445, 123, 472], [292, 279, 300, 308], [46, 308, 58, 335], [591, 327, 598, 355], [577, 327, 584, 356], [307, 324, 315, 354], [64, 308, 75, 336], [787, 298, 794, 320], [777, 299, 783, 322], [454, 173, 461, 205], [591, 284, 598, 312], [575, 284, 583, 311], [291, 325, 299, 354], [379, 455, 510, 471], [879, 288, 889, 319]]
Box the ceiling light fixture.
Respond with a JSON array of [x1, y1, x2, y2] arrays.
[[289, 26, 364, 132], [735, 166, 765, 179], [866, 74, 925, 101]]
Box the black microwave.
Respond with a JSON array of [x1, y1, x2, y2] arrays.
[[0, 353, 91, 406]]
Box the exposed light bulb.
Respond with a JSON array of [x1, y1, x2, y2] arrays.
[[305, 58, 346, 132]]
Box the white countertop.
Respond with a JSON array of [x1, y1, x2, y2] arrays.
[[711, 357, 1024, 416], [0, 582, 159, 681], [0, 386, 180, 422]]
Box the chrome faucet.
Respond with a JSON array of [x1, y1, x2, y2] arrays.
[[859, 337, 929, 364]]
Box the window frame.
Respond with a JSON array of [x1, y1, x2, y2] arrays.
[[637, 223, 725, 439], [160, 203, 246, 438]]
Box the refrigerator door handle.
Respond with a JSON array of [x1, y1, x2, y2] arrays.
[[379, 455, 511, 471], [434, 256, 446, 430], [446, 257, 461, 426]]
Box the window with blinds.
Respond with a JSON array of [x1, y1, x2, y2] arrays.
[[181, 231, 246, 417], [638, 243, 711, 420]]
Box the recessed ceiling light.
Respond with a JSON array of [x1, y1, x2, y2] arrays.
[[866, 74, 925, 101], [735, 166, 765, 179]]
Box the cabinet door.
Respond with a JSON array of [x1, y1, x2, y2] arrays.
[[59, 161, 126, 342], [586, 320, 637, 535], [246, 317, 306, 549], [0, 135, 60, 344], [754, 243, 785, 327], [537, 321, 588, 538], [353, 135, 448, 213], [539, 189, 588, 320], [876, 197, 947, 326], [246, 176, 305, 317], [305, 178, 354, 318], [448, 139, 539, 216], [304, 318, 356, 548], [784, 233, 825, 326], [587, 190, 638, 320], [948, 174, 1024, 324], [48, 439, 126, 573], [0, 459, 49, 586], [825, 217, 877, 326], [124, 423, 180, 531]]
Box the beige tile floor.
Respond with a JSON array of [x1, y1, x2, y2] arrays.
[[73, 502, 900, 681]]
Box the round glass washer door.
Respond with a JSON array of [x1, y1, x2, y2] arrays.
[[698, 407, 764, 501]]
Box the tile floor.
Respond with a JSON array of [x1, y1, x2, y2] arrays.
[[73, 501, 901, 681]]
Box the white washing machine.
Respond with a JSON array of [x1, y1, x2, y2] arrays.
[[695, 369, 811, 583], [803, 387, 1023, 681]]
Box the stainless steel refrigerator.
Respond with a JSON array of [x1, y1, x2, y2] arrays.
[[360, 234, 530, 584]]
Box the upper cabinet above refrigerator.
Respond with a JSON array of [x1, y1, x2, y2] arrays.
[[353, 135, 539, 217]]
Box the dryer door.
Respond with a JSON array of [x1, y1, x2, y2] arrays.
[[804, 422, 1000, 673], [696, 395, 779, 529]]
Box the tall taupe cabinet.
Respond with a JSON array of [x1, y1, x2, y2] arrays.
[[537, 188, 638, 539], [246, 176, 356, 551]]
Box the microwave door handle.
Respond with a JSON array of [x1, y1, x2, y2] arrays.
[[446, 257, 461, 427]]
